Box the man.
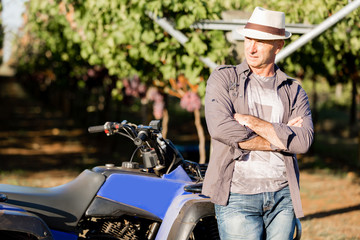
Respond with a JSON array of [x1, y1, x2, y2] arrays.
[[202, 7, 314, 240]]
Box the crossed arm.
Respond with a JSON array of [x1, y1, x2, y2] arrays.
[[234, 114, 303, 151], [204, 67, 313, 155]]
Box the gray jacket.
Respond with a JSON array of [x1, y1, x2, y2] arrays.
[[202, 61, 314, 218]]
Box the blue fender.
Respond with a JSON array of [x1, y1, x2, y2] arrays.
[[96, 165, 193, 220]]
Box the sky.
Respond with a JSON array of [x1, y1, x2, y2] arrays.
[[1, 0, 28, 64]]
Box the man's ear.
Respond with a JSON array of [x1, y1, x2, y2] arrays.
[[275, 40, 285, 54]]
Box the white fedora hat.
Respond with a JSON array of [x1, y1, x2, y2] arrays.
[[238, 7, 291, 40]]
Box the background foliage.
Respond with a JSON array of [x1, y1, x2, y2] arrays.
[[11, 0, 360, 166]]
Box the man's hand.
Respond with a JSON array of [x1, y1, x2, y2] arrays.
[[287, 116, 303, 127], [234, 113, 286, 150], [233, 113, 251, 127], [234, 114, 303, 127], [234, 114, 304, 151]]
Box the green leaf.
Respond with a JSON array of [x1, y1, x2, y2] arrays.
[[141, 30, 156, 44], [177, 15, 195, 29]]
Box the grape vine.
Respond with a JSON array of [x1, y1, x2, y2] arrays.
[[15, 0, 360, 162]]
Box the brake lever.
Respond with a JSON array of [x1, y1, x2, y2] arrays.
[[104, 122, 122, 136]]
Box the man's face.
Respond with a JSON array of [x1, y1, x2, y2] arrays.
[[244, 37, 284, 71]]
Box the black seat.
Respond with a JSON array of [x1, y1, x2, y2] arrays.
[[0, 169, 105, 232]]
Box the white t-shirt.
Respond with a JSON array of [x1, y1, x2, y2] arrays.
[[230, 73, 288, 194]]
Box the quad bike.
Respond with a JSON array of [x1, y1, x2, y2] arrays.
[[0, 119, 301, 240]]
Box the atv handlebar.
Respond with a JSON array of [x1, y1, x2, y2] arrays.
[[88, 120, 211, 180], [88, 125, 105, 133], [88, 122, 125, 136], [87, 120, 185, 176]]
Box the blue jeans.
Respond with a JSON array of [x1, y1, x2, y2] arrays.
[[215, 186, 295, 240]]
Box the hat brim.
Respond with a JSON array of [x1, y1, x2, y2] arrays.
[[237, 27, 291, 40]]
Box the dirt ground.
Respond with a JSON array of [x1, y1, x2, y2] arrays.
[[1, 77, 360, 240], [300, 170, 360, 240]]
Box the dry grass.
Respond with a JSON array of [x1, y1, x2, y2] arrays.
[[0, 169, 79, 187]]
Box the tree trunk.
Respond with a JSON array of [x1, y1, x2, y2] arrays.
[[350, 74, 358, 128], [312, 76, 318, 127], [162, 108, 169, 139], [358, 132, 360, 167], [194, 109, 206, 164], [350, 73, 360, 166]]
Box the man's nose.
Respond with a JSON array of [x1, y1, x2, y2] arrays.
[[248, 39, 257, 52]]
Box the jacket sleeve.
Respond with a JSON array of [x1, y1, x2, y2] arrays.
[[205, 67, 255, 159], [271, 84, 314, 154]]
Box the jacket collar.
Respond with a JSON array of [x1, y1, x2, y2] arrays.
[[235, 60, 251, 76]]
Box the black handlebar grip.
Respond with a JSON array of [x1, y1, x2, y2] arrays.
[[88, 125, 105, 133]]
